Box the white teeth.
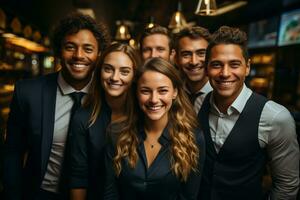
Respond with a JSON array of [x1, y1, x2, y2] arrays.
[[217, 81, 234, 86], [109, 83, 122, 89], [147, 105, 162, 111], [73, 64, 86, 68]]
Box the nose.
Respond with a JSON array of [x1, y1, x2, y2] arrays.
[[150, 49, 159, 58], [189, 53, 198, 66], [111, 71, 120, 81], [220, 65, 230, 77], [150, 92, 159, 103], [74, 48, 84, 59]]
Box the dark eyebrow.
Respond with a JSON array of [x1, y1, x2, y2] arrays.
[[158, 86, 170, 89], [102, 63, 113, 68], [229, 60, 242, 64], [120, 66, 132, 70]]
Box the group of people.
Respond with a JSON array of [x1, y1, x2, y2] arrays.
[[2, 11, 300, 200]]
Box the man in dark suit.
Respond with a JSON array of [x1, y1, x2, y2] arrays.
[[3, 12, 110, 200]]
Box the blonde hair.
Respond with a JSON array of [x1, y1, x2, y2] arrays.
[[114, 58, 199, 181]]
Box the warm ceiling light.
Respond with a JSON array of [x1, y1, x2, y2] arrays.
[[210, 1, 247, 16], [195, 0, 247, 16], [115, 23, 131, 41], [195, 0, 217, 16], [169, 1, 187, 33], [2, 33, 48, 52]]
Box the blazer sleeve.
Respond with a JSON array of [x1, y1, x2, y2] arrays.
[[3, 81, 27, 200], [69, 109, 90, 188], [103, 143, 119, 200]]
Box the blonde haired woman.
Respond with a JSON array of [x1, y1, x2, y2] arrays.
[[104, 57, 205, 200]]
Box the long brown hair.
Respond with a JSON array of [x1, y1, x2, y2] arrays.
[[114, 58, 199, 182], [85, 42, 141, 126]]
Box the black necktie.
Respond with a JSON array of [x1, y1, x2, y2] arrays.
[[59, 92, 84, 196], [69, 92, 85, 119], [190, 92, 204, 105]]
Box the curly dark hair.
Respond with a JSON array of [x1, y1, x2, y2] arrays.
[[174, 26, 211, 52], [139, 24, 174, 51], [205, 26, 249, 66], [51, 12, 111, 57]]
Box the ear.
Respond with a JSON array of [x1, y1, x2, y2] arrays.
[[245, 58, 251, 76], [170, 49, 176, 62], [172, 88, 178, 100]]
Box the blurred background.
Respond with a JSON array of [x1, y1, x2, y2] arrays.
[[0, 0, 300, 197]]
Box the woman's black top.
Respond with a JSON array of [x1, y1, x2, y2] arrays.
[[104, 125, 205, 200], [69, 103, 111, 200]]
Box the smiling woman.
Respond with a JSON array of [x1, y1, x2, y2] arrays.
[[68, 42, 141, 200], [104, 57, 206, 200]]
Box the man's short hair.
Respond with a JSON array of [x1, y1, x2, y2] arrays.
[[175, 26, 211, 52], [139, 24, 173, 51], [51, 12, 111, 57], [205, 26, 249, 66]]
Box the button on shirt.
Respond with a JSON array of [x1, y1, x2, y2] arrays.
[[104, 126, 203, 200], [208, 84, 299, 199], [41, 72, 90, 193]]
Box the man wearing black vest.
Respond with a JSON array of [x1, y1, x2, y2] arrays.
[[3, 13, 110, 200], [198, 26, 299, 200]]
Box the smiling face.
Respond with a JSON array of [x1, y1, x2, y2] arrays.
[[176, 37, 208, 84], [207, 44, 250, 106], [141, 34, 171, 61], [101, 51, 134, 98], [137, 70, 177, 123], [60, 29, 99, 90]]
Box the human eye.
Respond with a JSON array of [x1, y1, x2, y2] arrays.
[[120, 69, 130, 76], [139, 88, 150, 95], [158, 88, 169, 94], [209, 61, 222, 68], [230, 61, 241, 68], [157, 47, 166, 52], [64, 44, 75, 51], [181, 51, 191, 58], [84, 46, 94, 53], [142, 47, 151, 53], [102, 65, 113, 73], [196, 50, 206, 57]]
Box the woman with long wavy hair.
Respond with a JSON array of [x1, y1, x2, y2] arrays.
[[104, 57, 205, 200], [69, 42, 141, 200]]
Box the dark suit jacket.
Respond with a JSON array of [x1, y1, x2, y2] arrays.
[[3, 72, 59, 200], [69, 103, 111, 200]]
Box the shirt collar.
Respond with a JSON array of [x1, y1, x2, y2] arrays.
[[138, 122, 170, 146], [57, 72, 91, 95], [210, 84, 252, 115], [184, 80, 212, 95]]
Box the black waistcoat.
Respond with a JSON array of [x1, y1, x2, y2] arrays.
[[198, 92, 267, 200]]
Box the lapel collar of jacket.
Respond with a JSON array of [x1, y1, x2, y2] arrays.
[[40, 72, 59, 181]]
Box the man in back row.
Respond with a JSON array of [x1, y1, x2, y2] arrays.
[[139, 24, 175, 62], [198, 26, 299, 199], [175, 26, 213, 114]]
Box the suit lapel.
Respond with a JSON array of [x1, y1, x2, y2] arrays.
[[40, 73, 58, 181]]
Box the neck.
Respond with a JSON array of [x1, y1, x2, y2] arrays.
[[106, 93, 126, 121], [186, 77, 208, 94], [144, 115, 168, 136], [61, 70, 90, 91]]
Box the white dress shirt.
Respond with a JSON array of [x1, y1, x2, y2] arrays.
[[208, 84, 299, 199]]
